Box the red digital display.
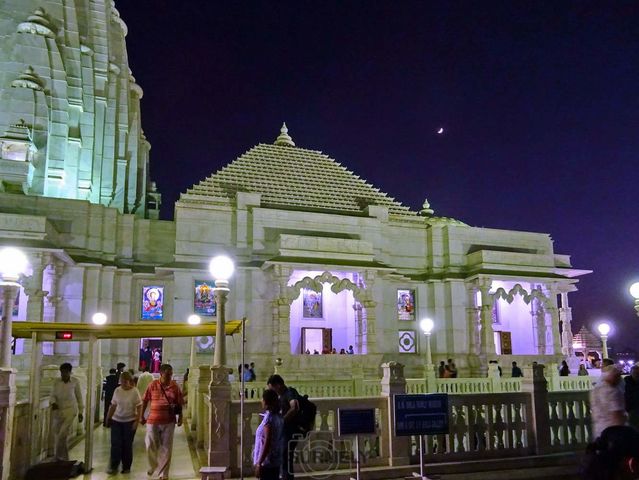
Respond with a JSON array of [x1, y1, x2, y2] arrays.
[[55, 331, 73, 340]]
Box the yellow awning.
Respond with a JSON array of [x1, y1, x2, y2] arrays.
[[11, 320, 243, 341]]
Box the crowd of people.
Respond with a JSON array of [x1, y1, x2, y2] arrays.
[[303, 345, 355, 355], [50, 357, 639, 480], [52, 361, 185, 480]]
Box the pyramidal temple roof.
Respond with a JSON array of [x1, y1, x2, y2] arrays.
[[185, 124, 417, 217]]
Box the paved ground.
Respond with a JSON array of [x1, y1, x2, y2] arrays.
[[69, 424, 198, 480]]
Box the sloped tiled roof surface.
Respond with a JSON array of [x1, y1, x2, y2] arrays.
[[186, 143, 417, 216]]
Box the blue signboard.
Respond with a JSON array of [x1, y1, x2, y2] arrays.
[[393, 394, 449, 437], [337, 408, 376, 436]]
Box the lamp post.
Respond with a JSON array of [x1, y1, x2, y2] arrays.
[[0, 247, 29, 368], [597, 322, 611, 361], [420, 318, 434, 367], [209, 256, 234, 367], [207, 256, 234, 468], [630, 282, 639, 317]]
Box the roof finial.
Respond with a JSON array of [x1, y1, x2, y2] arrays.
[[420, 198, 434, 216], [274, 122, 295, 147]]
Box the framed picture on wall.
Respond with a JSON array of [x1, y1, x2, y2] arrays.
[[141, 285, 164, 320], [302, 289, 323, 318], [194, 280, 217, 316], [398, 330, 417, 353], [397, 289, 415, 321]]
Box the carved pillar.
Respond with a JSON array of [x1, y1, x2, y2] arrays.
[[559, 292, 574, 356], [546, 307, 561, 356], [45, 262, 64, 356], [478, 281, 495, 376], [353, 303, 363, 354], [362, 299, 378, 355], [361, 270, 378, 355], [533, 301, 546, 355], [208, 366, 231, 468], [270, 265, 292, 358], [24, 253, 48, 323], [380, 362, 409, 466]]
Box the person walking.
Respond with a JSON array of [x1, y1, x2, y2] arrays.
[[590, 365, 627, 439], [267, 374, 300, 480], [140, 363, 184, 480], [137, 366, 154, 396], [253, 389, 284, 479], [50, 363, 84, 460], [103, 368, 119, 427], [624, 363, 639, 429], [559, 360, 570, 376], [106, 371, 142, 474]]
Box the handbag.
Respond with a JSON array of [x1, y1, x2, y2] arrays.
[[159, 382, 182, 417]]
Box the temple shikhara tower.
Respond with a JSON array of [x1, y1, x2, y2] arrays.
[[0, 2, 589, 396], [0, 0, 157, 217]]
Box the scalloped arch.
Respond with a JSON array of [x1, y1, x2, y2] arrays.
[[287, 271, 364, 304], [492, 283, 550, 306]]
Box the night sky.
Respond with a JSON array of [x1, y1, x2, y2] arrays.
[[117, 1, 639, 351]]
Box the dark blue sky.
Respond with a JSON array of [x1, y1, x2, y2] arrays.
[[117, 1, 639, 351]]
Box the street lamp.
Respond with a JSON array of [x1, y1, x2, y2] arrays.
[[597, 322, 611, 360], [209, 255, 234, 367], [0, 247, 29, 367], [630, 282, 639, 317], [420, 318, 434, 367]]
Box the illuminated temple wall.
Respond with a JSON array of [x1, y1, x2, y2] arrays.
[[0, 2, 588, 389]]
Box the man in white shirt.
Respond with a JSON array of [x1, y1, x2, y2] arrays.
[[137, 366, 154, 396], [50, 362, 84, 460]]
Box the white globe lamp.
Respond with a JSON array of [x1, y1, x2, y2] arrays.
[[597, 322, 611, 336], [209, 255, 234, 282], [0, 247, 29, 282], [630, 282, 639, 300], [420, 318, 434, 335], [188, 314, 201, 325], [92, 312, 107, 325]]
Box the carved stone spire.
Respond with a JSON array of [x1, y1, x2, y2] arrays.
[[274, 122, 295, 147], [420, 198, 434, 216]]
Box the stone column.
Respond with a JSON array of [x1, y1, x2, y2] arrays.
[[533, 303, 546, 355], [43, 261, 64, 356], [271, 265, 292, 359], [24, 253, 48, 323], [208, 366, 231, 467], [353, 303, 363, 354], [0, 285, 20, 368], [559, 292, 574, 356], [478, 281, 495, 376], [362, 299, 378, 355], [520, 364, 551, 454], [380, 362, 409, 466], [546, 307, 561, 356]]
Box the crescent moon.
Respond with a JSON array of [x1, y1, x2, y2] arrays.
[[437, 128, 444, 134]]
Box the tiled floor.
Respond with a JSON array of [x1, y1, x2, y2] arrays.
[[69, 424, 198, 480]]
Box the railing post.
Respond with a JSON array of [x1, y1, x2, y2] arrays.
[[353, 364, 364, 396], [380, 362, 410, 466], [196, 366, 211, 448], [425, 365, 437, 393], [547, 363, 560, 392], [0, 368, 16, 480], [207, 366, 232, 468], [520, 364, 552, 454], [188, 366, 201, 429]]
